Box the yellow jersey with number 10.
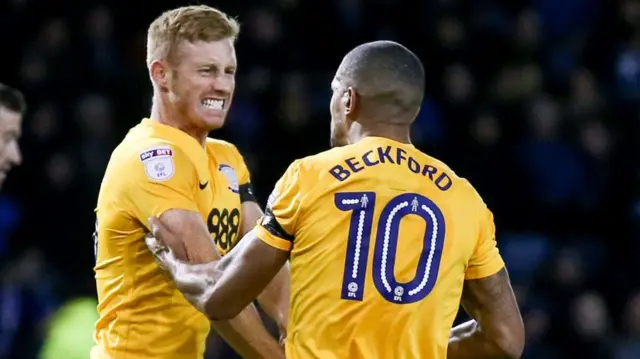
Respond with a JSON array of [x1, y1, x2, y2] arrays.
[[92, 118, 253, 359], [255, 136, 505, 359]]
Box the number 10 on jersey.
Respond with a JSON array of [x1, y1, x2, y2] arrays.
[[335, 192, 446, 304]]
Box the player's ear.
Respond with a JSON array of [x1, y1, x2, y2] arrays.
[[150, 60, 169, 91], [344, 87, 357, 117]]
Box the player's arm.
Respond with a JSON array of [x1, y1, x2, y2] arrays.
[[206, 230, 289, 320], [179, 208, 285, 358], [208, 300, 284, 359], [146, 217, 283, 359], [148, 222, 289, 321], [148, 161, 302, 322], [158, 209, 219, 262], [256, 260, 289, 343], [447, 198, 524, 359], [132, 145, 283, 358], [160, 211, 285, 358], [240, 200, 290, 340], [448, 269, 524, 359], [237, 157, 290, 338], [129, 145, 218, 263]]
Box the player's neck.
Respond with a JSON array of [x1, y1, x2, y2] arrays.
[[150, 100, 207, 147], [351, 124, 411, 145]]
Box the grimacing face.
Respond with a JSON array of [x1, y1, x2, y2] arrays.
[[0, 107, 22, 188], [329, 78, 350, 148], [168, 38, 237, 131]]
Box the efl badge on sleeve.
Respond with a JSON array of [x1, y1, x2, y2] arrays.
[[218, 164, 239, 193], [140, 147, 175, 181]]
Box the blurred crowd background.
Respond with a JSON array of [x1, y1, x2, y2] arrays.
[[0, 0, 639, 358]]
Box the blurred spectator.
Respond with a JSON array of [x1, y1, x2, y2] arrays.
[[568, 292, 614, 359], [616, 35, 640, 101], [517, 95, 586, 207], [616, 292, 640, 359], [567, 68, 604, 120], [0, 249, 55, 359], [81, 6, 120, 86]]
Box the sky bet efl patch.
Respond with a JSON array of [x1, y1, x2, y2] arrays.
[[140, 146, 175, 181]]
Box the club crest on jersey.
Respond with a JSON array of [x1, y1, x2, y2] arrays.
[[218, 164, 239, 193], [140, 146, 175, 181]]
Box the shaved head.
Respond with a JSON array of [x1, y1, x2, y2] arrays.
[[336, 41, 425, 124]]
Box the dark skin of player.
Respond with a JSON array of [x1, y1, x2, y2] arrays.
[[448, 269, 524, 358], [148, 42, 525, 359]]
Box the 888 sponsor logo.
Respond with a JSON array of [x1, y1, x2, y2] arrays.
[[207, 208, 241, 251]]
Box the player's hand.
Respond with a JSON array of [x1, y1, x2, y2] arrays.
[[146, 232, 213, 309], [146, 216, 190, 272], [144, 232, 176, 272]]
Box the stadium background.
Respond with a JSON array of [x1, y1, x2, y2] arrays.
[[0, 0, 639, 358]]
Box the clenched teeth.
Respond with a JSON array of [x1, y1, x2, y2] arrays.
[[202, 99, 224, 110]]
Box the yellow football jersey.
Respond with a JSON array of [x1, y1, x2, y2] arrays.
[[255, 136, 505, 359], [92, 118, 254, 359]]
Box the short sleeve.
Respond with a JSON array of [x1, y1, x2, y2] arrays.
[[254, 160, 303, 252], [126, 144, 199, 229], [233, 148, 251, 185], [465, 202, 505, 280], [230, 145, 256, 203]]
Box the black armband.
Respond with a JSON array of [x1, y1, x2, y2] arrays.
[[261, 207, 294, 242], [239, 182, 257, 203]]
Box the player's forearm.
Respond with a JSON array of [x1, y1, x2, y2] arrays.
[[200, 232, 288, 321], [256, 264, 290, 339], [448, 320, 520, 359], [165, 244, 264, 320], [210, 303, 284, 359]]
